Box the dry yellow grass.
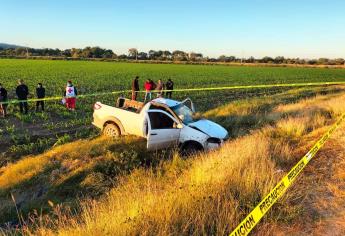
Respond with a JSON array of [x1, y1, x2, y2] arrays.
[[0, 155, 49, 190], [14, 91, 342, 235], [1, 87, 345, 236]]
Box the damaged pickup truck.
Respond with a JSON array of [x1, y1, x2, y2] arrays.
[[92, 97, 228, 154]]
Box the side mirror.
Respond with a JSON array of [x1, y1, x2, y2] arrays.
[[177, 123, 183, 129]]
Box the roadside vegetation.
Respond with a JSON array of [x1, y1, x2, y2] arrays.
[[0, 85, 344, 235], [2, 59, 345, 163]]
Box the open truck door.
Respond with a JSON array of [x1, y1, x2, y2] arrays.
[[181, 98, 195, 113], [146, 110, 181, 150]]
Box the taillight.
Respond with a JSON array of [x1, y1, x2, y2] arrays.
[[93, 103, 102, 110]]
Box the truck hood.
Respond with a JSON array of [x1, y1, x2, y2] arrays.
[[188, 119, 228, 139]]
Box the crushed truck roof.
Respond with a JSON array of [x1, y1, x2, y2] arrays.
[[151, 98, 180, 107]]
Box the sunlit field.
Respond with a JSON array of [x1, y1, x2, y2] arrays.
[[1, 59, 345, 235], [1, 59, 345, 159], [1, 85, 345, 235], [2, 59, 345, 95]]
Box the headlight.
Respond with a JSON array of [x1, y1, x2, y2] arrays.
[[207, 137, 221, 144]]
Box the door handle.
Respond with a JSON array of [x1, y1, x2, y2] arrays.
[[151, 133, 158, 136]]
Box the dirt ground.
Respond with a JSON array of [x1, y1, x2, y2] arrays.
[[258, 127, 345, 236]]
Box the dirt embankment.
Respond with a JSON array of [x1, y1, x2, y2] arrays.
[[258, 127, 345, 235]]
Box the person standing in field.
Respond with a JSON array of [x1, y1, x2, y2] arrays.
[[132, 76, 140, 100], [16, 79, 29, 114], [150, 79, 156, 93], [64, 80, 77, 111], [36, 83, 45, 112], [165, 78, 174, 99], [156, 79, 164, 97], [144, 79, 152, 103], [0, 83, 8, 117]]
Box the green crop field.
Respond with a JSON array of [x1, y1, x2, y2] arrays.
[[1, 58, 345, 162], [1, 59, 345, 96]]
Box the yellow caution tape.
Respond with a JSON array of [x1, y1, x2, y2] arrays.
[[230, 112, 345, 236], [1, 81, 345, 105]]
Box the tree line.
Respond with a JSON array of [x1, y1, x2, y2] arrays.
[[0, 46, 344, 66]]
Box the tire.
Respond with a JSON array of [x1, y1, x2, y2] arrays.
[[103, 123, 121, 138], [180, 142, 203, 157]]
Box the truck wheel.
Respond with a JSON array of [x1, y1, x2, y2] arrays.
[[103, 123, 121, 138], [180, 142, 203, 157]]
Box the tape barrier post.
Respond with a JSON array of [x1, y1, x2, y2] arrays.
[[230, 112, 345, 236], [1, 81, 345, 106]]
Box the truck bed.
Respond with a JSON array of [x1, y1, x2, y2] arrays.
[[116, 98, 144, 113]]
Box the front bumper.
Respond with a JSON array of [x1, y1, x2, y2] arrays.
[[206, 139, 225, 150]]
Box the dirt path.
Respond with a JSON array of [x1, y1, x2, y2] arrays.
[[258, 127, 345, 235], [304, 128, 345, 235]]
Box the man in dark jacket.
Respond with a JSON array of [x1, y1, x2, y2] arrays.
[[165, 79, 174, 98], [0, 83, 8, 117], [131, 76, 140, 100], [16, 79, 29, 114], [36, 83, 45, 112]]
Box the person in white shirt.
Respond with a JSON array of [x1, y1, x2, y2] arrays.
[[63, 80, 78, 111]]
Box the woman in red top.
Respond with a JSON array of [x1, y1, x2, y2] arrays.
[[144, 79, 152, 103]]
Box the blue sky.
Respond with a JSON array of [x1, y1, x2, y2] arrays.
[[1, 0, 345, 58]]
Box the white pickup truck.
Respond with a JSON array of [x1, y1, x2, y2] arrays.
[[92, 97, 228, 154]]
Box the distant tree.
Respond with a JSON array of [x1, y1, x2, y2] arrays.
[[189, 52, 203, 61], [102, 49, 115, 58], [229, 56, 236, 62], [15, 47, 27, 56], [208, 58, 218, 62], [246, 56, 255, 63], [1, 45, 342, 66], [172, 50, 187, 61], [261, 56, 274, 63], [274, 56, 285, 64], [81, 47, 92, 58], [334, 58, 345, 65], [307, 59, 318, 65], [317, 58, 329, 65], [162, 50, 172, 60], [149, 50, 166, 60], [71, 48, 82, 58], [118, 54, 128, 59], [137, 52, 148, 60], [218, 55, 236, 62], [90, 47, 104, 58], [148, 50, 156, 59], [218, 55, 229, 62], [296, 58, 306, 64], [128, 48, 138, 60], [62, 49, 72, 57]]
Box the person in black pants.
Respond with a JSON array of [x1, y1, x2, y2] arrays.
[[0, 83, 8, 117], [165, 79, 174, 99], [16, 79, 29, 114], [131, 76, 140, 101], [36, 83, 45, 112]]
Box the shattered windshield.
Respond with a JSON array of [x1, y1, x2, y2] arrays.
[[171, 103, 194, 124]]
